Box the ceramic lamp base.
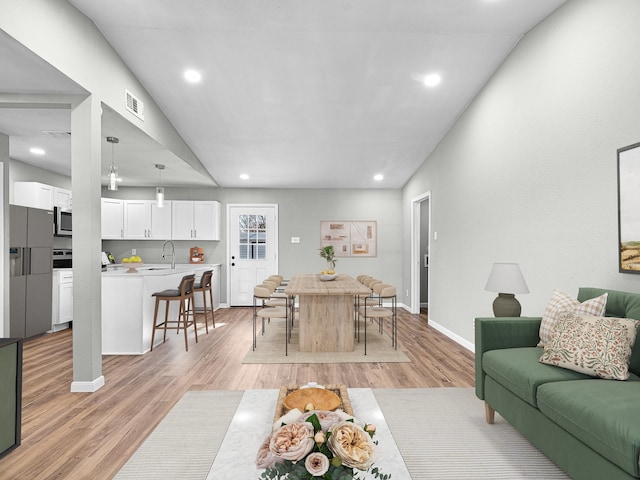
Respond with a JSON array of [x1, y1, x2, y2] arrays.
[[492, 293, 521, 317]]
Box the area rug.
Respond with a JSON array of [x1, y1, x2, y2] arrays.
[[113, 390, 243, 480], [374, 388, 570, 479], [242, 317, 410, 364], [115, 388, 570, 479]]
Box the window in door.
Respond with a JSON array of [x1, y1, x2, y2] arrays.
[[239, 214, 267, 260]]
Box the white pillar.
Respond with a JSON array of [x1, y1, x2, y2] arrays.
[[70, 95, 105, 392]]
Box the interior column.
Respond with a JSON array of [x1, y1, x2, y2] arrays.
[[70, 95, 104, 392]]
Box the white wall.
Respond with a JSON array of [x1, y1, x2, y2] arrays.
[[402, 0, 640, 345]]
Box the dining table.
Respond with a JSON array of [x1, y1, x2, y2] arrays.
[[284, 273, 371, 352]]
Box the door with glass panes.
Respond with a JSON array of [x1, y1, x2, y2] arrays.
[[228, 204, 278, 306]]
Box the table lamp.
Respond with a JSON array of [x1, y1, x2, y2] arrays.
[[484, 263, 529, 317]]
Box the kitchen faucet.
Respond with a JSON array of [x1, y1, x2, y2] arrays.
[[162, 240, 176, 269]]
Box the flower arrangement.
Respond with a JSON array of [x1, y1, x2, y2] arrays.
[[257, 408, 391, 479], [319, 245, 337, 271]]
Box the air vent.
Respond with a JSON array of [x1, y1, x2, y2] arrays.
[[42, 130, 71, 139], [125, 89, 145, 121]]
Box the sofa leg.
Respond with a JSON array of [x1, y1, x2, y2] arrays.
[[485, 402, 495, 424]]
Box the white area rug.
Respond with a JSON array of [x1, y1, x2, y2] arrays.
[[113, 390, 243, 480], [242, 317, 410, 364], [115, 388, 571, 479], [374, 388, 570, 479]]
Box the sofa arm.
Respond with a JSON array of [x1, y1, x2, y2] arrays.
[[474, 317, 542, 400]]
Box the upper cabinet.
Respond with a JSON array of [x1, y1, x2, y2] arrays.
[[13, 182, 54, 210], [13, 182, 72, 210], [102, 198, 217, 241], [101, 198, 124, 239], [171, 201, 220, 241], [123, 200, 172, 239]]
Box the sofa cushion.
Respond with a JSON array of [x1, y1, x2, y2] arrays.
[[483, 347, 590, 407], [579, 287, 640, 377], [537, 377, 640, 477], [539, 312, 640, 380], [538, 289, 608, 347]]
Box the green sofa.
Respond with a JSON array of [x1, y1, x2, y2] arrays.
[[475, 287, 640, 480]]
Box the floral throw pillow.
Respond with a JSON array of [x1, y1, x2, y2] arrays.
[[539, 312, 640, 380], [537, 289, 608, 347]]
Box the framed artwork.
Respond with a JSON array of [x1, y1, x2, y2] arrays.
[[320, 221, 377, 257], [618, 142, 640, 273]]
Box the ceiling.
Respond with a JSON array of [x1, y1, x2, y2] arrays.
[[1, 0, 566, 189]]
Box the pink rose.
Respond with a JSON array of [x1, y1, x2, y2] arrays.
[[328, 421, 376, 470], [300, 410, 348, 431], [305, 452, 330, 476], [270, 422, 315, 461], [255, 434, 282, 469]]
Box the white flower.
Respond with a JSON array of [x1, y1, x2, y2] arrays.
[[269, 422, 315, 461], [328, 421, 376, 470], [305, 452, 330, 476]]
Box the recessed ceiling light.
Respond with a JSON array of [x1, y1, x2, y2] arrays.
[[30, 147, 45, 155], [423, 74, 441, 87], [374, 174, 384, 181], [240, 173, 250, 180], [184, 69, 202, 83]]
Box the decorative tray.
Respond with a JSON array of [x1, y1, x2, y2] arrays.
[[274, 384, 353, 422]]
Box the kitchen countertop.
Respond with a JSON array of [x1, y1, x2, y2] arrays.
[[102, 263, 220, 277]]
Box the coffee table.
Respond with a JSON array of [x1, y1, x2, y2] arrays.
[[207, 388, 411, 479]]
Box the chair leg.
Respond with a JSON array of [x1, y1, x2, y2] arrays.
[[209, 287, 215, 328], [201, 290, 209, 334], [190, 296, 198, 344], [163, 300, 170, 342], [151, 297, 160, 351], [180, 298, 189, 351]]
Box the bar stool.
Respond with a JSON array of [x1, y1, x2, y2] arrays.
[[193, 270, 215, 333], [150, 274, 197, 351]]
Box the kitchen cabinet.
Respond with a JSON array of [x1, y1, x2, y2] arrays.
[[52, 270, 73, 332], [123, 200, 172, 239], [0, 338, 22, 459], [171, 201, 220, 241], [13, 182, 53, 210], [101, 198, 124, 239], [52, 187, 72, 209]]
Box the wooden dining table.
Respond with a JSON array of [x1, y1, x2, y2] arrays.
[[284, 273, 371, 352]]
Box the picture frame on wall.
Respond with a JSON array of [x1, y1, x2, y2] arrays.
[[618, 142, 640, 273], [320, 221, 377, 257]]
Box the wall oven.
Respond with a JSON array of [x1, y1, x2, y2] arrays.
[[54, 207, 72, 237]]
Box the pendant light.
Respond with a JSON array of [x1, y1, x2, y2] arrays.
[[155, 164, 165, 208], [106, 136, 120, 191]]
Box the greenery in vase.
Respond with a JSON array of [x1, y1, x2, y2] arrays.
[[319, 246, 337, 270]]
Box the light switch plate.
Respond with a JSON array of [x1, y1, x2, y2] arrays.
[[291, 236, 300, 244]]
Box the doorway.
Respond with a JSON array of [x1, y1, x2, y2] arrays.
[[227, 204, 279, 306], [411, 192, 431, 315]]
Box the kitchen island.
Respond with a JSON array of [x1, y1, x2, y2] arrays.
[[101, 264, 220, 354], [284, 273, 370, 352]]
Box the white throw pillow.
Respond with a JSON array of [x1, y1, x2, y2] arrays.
[[537, 289, 608, 347]]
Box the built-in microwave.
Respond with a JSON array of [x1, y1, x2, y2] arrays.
[[54, 207, 72, 237]]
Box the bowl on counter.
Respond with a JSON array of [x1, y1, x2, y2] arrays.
[[319, 273, 338, 281], [124, 263, 143, 273]]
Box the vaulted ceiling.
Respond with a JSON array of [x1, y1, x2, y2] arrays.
[[1, 0, 566, 189]]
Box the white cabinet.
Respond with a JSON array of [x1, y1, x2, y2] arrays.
[[123, 200, 172, 239], [53, 187, 72, 209], [13, 182, 53, 210], [52, 270, 73, 332], [101, 198, 124, 239], [171, 201, 220, 241]]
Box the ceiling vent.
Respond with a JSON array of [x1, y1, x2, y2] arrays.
[[125, 89, 145, 121], [42, 130, 71, 139]]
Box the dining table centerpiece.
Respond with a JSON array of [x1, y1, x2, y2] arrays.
[[256, 407, 390, 480]]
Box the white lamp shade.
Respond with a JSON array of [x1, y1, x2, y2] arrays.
[[156, 186, 165, 208], [484, 263, 529, 294]]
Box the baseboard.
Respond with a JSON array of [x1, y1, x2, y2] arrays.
[[428, 317, 474, 353], [70, 375, 105, 393]]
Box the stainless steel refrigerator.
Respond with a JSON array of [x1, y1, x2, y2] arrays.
[[10, 206, 53, 338]]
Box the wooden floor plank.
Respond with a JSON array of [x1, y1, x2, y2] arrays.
[[0, 306, 475, 479]]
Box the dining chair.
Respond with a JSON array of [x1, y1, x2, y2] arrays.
[[358, 284, 397, 355], [253, 285, 291, 355]]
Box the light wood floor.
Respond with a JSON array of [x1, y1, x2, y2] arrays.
[[0, 307, 475, 479]]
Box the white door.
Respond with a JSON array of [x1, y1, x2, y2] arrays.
[[228, 204, 278, 306]]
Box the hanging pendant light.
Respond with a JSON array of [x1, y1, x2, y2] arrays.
[[155, 164, 165, 208], [106, 136, 120, 191]]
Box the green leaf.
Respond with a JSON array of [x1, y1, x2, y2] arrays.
[[306, 413, 322, 432]]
